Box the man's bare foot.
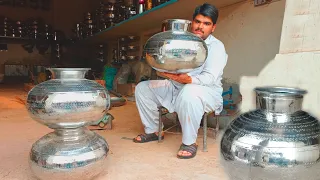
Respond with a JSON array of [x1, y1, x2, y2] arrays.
[[177, 150, 192, 157], [177, 143, 198, 159]]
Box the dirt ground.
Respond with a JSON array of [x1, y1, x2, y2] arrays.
[[0, 84, 228, 180]]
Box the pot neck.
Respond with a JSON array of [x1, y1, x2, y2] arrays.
[[48, 68, 90, 79], [255, 87, 307, 123], [161, 19, 191, 32], [54, 127, 87, 141]]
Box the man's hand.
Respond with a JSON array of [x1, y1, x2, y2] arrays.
[[157, 72, 192, 84]]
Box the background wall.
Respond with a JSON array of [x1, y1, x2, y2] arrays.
[[240, 0, 320, 119], [215, 0, 286, 84]]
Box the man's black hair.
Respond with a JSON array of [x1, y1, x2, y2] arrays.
[[193, 3, 219, 24]]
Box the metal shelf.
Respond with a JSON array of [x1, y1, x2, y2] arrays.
[[73, 0, 245, 44]]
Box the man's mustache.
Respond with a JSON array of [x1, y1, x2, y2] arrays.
[[195, 29, 204, 33]]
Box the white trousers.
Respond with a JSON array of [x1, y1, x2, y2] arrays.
[[135, 79, 223, 145]]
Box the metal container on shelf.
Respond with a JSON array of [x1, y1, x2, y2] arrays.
[[143, 19, 207, 74], [104, 2, 116, 27], [127, 45, 139, 51], [26, 68, 110, 180], [220, 86, 320, 180]]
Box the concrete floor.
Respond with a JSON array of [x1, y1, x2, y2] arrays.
[[0, 84, 228, 180]]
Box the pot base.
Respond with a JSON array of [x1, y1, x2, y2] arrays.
[[29, 128, 109, 180]]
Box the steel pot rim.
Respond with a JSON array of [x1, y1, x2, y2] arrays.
[[254, 86, 307, 97], [162, 19, 191, 24], [46, 68, 91, 71]]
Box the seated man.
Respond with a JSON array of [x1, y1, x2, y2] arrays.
[[133, 3, 228, 159]]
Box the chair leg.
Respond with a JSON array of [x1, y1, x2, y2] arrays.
[[214, 117, 219, 139], [158, 108, 163, 143], [203, 113, 208, 152]]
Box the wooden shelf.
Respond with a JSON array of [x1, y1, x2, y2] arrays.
[[0, 36, 68, 45], [0, 36, 47, 44], [76, 0, 245, 44]]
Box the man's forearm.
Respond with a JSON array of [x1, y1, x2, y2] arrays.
[[191, 71, 216, 86]]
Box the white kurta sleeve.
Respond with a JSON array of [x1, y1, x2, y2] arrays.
[[190, 41, 227, 86]]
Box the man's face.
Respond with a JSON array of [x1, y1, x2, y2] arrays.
[[191, 14, 216, 40]]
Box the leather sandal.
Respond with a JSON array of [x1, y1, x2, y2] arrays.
[[177, 143, 198, 159], [133, 133, 164, 143]]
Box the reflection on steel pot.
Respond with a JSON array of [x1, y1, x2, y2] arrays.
[[26, 68, 110, 180], [220, 86, 320, 180], [143, 19, 208, 74]]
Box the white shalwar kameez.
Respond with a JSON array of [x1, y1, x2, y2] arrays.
[[135, 34, 228, 145]]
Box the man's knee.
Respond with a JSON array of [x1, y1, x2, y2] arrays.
[[135, 81, 149, 96], [176, 84, 202, 105]]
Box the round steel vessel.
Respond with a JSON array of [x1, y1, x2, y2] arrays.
[[143, 19, 208, 74], [220, 86, 320, 180], [26, 68, 110, 180]]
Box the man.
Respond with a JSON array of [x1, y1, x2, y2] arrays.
[[133, 3, 228, 159]]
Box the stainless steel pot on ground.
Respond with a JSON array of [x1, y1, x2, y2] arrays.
[[220, 86, 320, 180], [26, 68, 110, 180]]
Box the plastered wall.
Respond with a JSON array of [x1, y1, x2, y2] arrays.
[[240, 0, 320, 119], [215, 0, 286, 84]]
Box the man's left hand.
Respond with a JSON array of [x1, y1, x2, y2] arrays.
[[157, 72, 192, 84]]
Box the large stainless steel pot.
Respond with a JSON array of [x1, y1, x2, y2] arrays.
[[143, 19, 208, 74], [220, 86, 320, 180], [26, 68, 110, 180]]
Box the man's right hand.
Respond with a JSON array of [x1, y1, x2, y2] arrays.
[[156, 72, 192, 84], [156, 71, 168, 79]]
